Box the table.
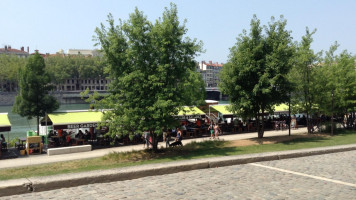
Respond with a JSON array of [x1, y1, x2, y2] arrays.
[[188, 128, 199, 137], [17, 137, 26, 150], [234, 125, 242, 133], [75, 138, 85, 145], [51, 135, 63, 146]]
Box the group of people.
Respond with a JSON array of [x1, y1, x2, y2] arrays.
[[142, 122, 222, 149], [208, 123, 222, 139], [143, 128, 183, 149], [48, 129, 94, 146]]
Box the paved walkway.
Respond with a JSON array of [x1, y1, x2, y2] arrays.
[[2, 150, 355, 199], [0, 128, 307, 169]]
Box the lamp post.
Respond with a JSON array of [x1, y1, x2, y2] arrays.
[[288, 92, 291, 136]]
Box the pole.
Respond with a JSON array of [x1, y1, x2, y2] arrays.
[[46, 112, 48, 148], [289, 92, 291, 136]]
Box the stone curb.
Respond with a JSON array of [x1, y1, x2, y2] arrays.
[[1, 144, 356, 197]]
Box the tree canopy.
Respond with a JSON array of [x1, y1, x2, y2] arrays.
[[288, 28, 320, 133], [219, 15, 295, 138], [12, 52, 59, 134], [0, 54, 26, 92], [94, 3, 205, 150]]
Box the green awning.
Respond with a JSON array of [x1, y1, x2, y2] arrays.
[[47, 110, 104, 129], [211, 105, 233, 116], [177, 106, 205, 119], [0, 113, 11, 132]]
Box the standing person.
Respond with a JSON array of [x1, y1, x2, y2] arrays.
[[143, 131, 150, 148], [214, 123, 221, 140], [196, 119, 201, 128], [163, 128, 170, 148], [208, 123, 214, 139]]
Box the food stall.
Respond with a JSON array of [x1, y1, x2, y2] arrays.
[[177, 106, 206, 137], [209, 104, 236, 132], [41, 110, 105, 147]]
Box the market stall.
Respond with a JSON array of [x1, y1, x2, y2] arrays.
[[177, 106, 206, 137], [209, 104, 236, 132], [41, 110, 105, 147]]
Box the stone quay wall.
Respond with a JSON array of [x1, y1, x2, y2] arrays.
[[0, 92, 87, 106]]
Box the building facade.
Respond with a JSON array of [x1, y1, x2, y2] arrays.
[[0, 45, 29, 58], [61, 49, 101, 57], [57, 78, 110, 91], [198, 61, 224, 87]]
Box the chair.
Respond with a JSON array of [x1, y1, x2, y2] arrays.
[[15, 142, 24, 150], [1, 142, 7, 152]]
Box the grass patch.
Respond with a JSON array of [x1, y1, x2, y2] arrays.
[[1, 130, 356, 181]]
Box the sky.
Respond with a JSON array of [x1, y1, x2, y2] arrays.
[[1, 0, 356, 63]]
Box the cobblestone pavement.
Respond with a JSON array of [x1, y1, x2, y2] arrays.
[[2, 150, 355, 199]]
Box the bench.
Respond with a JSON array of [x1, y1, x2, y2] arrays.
[[47, 145, 92, 156]]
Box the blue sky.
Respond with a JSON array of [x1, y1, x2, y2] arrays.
[[1, 0, 355, 62]]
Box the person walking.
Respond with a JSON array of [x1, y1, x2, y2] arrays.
[[208, 123, 214, 139], [214, 123, 221, 140]]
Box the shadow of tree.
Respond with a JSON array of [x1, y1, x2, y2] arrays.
[[158, 140, 241, 161], [281, 136, 329, 145]]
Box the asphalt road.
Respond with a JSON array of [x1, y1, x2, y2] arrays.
[[1, 150, 355, 199]]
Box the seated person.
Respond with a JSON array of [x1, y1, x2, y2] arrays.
[[48, 130, 54, 138], [85, 130, 91, 140], [170, 128, 183, 147], [76, 130, 84, 139], [1, 134, 7, 150]]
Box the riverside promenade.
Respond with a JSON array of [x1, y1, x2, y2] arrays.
[[0, 128, 308, 169], [1, 127, 356, 197]]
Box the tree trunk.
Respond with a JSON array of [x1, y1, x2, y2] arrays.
[[257, 111, 265, 138], [37, 115, 40, 136], [331, 90, 334, 135], [151, 130, 158, 152]]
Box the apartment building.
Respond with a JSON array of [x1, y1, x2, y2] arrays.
[[198, 61, 224, 87], [0, 45, 29, 58]]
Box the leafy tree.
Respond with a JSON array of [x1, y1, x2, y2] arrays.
[[45, 55, 107, 89], [289, 28, 320, 133], [94, 3, 204, 150], [219, 15, 294, 138], [12, 52, 59, 134], [0, 54, 26, 91], [314, 43, 356, 134]]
